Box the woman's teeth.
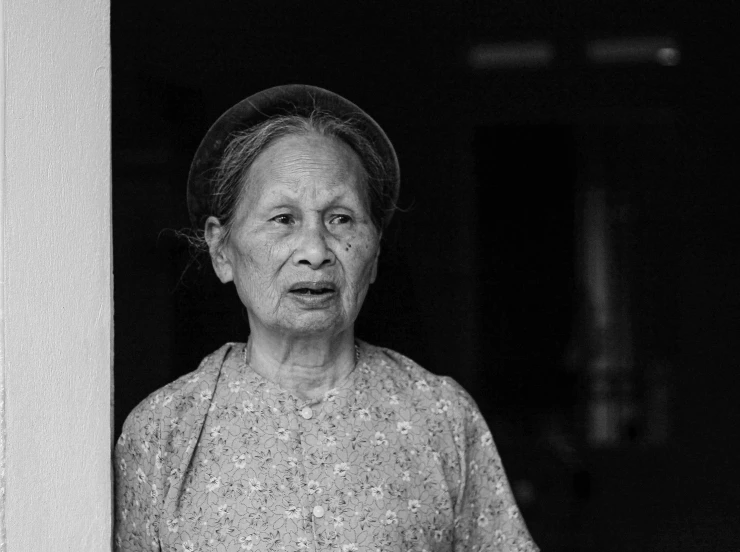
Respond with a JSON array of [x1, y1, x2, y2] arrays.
[[293, 289, 332, 295]]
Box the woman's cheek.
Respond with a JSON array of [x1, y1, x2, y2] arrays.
[[349, 246, 379, 291]]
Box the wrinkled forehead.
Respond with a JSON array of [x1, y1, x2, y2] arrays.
[[243, 132, 370, 207]]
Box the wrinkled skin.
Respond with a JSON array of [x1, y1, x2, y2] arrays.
[[205, 133, 380, 386]]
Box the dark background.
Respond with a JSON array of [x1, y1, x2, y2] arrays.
[[113, 2, 740, 550]]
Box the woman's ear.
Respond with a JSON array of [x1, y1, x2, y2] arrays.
[[204, 216, 234, 283], [370, 236, 381, 284]]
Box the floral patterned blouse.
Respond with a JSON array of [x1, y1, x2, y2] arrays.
[[115, 341, 539, 552]]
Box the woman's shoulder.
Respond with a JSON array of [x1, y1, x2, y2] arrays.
[[359, 340, 479, 409], [119, 342, 241, 434]]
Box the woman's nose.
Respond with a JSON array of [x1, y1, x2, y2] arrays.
[[293, 223, 335, 269]]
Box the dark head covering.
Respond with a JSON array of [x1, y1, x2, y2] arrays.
[[187, 84, 400, 231]]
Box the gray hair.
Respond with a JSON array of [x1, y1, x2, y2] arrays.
[[201, 109, 396, 251]]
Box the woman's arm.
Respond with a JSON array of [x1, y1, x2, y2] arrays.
[[114, 401, 163, 552], [445, 379, 539, 552]]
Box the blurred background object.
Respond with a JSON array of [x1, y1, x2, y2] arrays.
[[113, 1, 740, 550]]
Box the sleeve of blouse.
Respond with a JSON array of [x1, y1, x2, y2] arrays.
[[114, 399, 163, 552], [445, 378, 539, 552]]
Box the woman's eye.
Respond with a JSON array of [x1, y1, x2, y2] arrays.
[[272, 214, 295, 225], [330, 214, 352, 225]]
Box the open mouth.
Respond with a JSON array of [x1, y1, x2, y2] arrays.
[[288, 281, 337, 297], [290, 288, 335, 296]]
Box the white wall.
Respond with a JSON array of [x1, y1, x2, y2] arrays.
[[0, 0, 111, 549]]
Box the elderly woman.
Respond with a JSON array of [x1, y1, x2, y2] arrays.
[[115, 85, 539, 552]]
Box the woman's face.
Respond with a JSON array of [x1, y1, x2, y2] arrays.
[[206, 132, 380, 339]]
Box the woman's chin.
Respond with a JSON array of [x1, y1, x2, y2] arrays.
[[272, 310, 351, 338]]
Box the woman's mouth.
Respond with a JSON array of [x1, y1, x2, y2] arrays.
[[289, 281, 336, 293], [288, 281, 338, 305], [290, 288, 334, 295]]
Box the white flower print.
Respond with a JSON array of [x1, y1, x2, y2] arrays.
[[370, 485, 384, 500], [284, 506, 301, 519], [494, 529, 505, 544], [275, 427, 290, 441], [163, 394, 174, 406], [435, 399, 451, 414], [167, 467, 182, 486], [333, 514, 344, 528], [477, 513, 489, 527], [210, 425, 222, 438], [206, 476, 221, 492], [135, 467, 147, 484], [507, 505, 519, 519], [182, 540, 195, 552], [324, 388, 339, 402], [238, 535, 256, 550], [374, 431, 388, 446], [242, 400, 255, 413], [389, 394, 399, 405], [307, 480, 322, 494], [342, 544, 358, 552], [397, 420, 412, 435], [166, 517, 180, 532], [232, 454, 247, 469], [248, 477, 263, 492], [217, 504, 229, 517], [357, 408, 371, 421], [199, 390, 212, 402], [296, 537, 309, 549], [408, 499, 421, 513], [402, 470, 411, 482], [481, 431, 493, 447], [333, 462, 350, 477], [385, 510, 398, 524], [228, 380, 243, 393], [415, 379, 430, 392], [118, 457, 127, 474], [495, 480, 505, 495], [286, 456, 298, 468]]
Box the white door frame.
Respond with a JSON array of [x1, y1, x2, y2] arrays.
[[0, 0, 112, 549]]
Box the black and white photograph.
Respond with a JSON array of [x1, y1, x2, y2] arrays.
[[1, 1, 739, 550]]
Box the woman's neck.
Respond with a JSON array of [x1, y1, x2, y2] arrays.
[[243, 328, 357, 401]]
